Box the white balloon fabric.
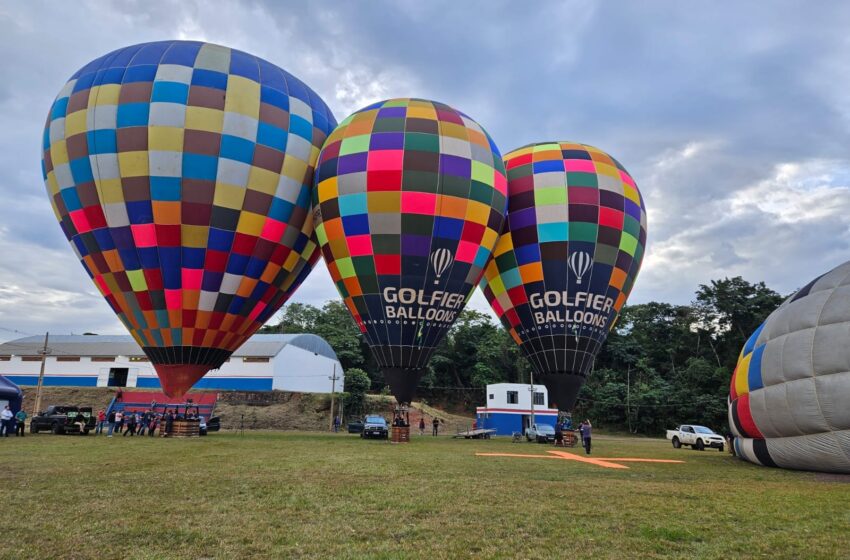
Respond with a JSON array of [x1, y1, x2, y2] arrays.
[[729, 261, 850, 473]]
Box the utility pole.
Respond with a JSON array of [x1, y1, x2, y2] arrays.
[[34, 332, 50, 414], [328, 363, 339, 432], [529, 369, 536, 428]]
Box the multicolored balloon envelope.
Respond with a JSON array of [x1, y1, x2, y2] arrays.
[[480, 142, 647, 411], [312, 98, 507, 403], [730, 261, 850, 474], [41, 41, 336, 397]]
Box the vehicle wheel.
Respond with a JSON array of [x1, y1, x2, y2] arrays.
[[719, 445, 724, 452], [30, 424, 38, 434], [695, 439, 705, 451], [672, 437, 681, 449], [82, 429, 89, 435], [51, 422, 62, 435]]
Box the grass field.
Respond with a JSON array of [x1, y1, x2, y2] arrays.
[[3, 432, 848, 559]]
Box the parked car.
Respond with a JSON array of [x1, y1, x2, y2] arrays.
[[360, 415, 389, 439], [526, 423, 556, 443], [347, 419, 364, 434], [666, 425, 725, 451], [199, 415, 221, 436], [30, 405, 95, 435]]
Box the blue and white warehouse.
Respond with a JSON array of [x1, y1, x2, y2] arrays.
[[476, 383, 558, 435], [0, 334, 343, 393]]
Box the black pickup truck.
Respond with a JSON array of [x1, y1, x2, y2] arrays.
[[30, 405, 96, 435]]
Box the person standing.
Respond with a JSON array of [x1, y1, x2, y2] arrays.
[[123, 412, 136, 436], [15, 409, 27, 437], [115, 410, 124, 434], [418, 416, 426, 436], [137, 411, 148, 436], [579, 419, 592, 455], [432, 417, 439, 437], [95, 409, 106, 435], [0, 405, 13, 437], [333, 415, 341, 433], [107, 410, 116, 437], [164, 409, 174, 436]]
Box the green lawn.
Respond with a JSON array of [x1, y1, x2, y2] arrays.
[[2, 432, 847, 559]]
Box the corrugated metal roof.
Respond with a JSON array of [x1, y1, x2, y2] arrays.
[[0, 333, 338, 361]]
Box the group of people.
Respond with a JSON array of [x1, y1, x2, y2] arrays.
[[93, 407, 190, 437], [553, 418, 593, 454], [0, 405, 26, 437]]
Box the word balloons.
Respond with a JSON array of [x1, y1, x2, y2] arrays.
[[480, 142, 647, 410], [730, 261, 850, 473], [41, 41, 336, 396], [313, 98, 507, 403]]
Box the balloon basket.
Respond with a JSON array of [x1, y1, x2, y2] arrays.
[[391, 426, 410, 444], [162, 419, 200, 438]]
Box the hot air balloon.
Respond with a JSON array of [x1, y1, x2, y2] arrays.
[[729, 261, 850, 473], [480, 142, 647, 411], [312, 98, 507, 404], [41, 41, 336, 397]]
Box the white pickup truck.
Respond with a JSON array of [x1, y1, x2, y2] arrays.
[[666, 425, 726, 451]]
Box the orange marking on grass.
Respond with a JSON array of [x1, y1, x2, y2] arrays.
[[475, 450, 685, 470]]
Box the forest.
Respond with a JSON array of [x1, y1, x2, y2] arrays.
[[260, 277, 785, 435]]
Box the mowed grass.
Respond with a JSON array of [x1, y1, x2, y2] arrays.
[[3, 432, 848, 559]]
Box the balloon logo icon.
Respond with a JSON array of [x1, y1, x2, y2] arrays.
[[569, 251, 592, 284], [430, 248, 454, 285]]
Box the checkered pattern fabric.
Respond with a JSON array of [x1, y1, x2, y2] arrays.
[[41, 41, 335, 394], [479, 142, 647, 409], [312, 99, 507, 389]]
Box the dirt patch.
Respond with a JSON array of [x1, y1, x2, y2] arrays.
[[813, 472, 850, 483]]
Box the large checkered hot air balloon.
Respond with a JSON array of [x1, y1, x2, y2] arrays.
[[312, 98, 507, 404], [41, 41, 336, 397], [480, 142, 647, 411], [729, 261, 850, 473]]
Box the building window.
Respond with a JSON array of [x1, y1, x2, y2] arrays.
[[0, 355, 9, 361], [488, 394, 494, 400], [533, 392, 545, 406], [506, 390, 518, 404], [243, 357, 270, 363], [22, 356, 41, 362], [57, 356, 81, 362], [129, 356, 149, 362], [91, 357, 116, 362]]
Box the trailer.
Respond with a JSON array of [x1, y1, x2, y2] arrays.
[[454, 428, 496, 439]]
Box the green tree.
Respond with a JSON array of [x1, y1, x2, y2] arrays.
[[343, 368, 371, 416]]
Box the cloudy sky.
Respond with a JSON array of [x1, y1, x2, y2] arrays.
[[1, 1, 849, 340]]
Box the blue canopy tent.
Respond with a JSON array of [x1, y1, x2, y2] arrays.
[[0, 375, 23, 414]]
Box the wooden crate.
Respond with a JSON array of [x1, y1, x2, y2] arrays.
[[391, 426, 410, 443]]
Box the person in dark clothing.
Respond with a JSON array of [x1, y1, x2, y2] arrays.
[[579, 419, 592, 454], [418, 417, 426, 436], [107, 410, 116, 437], [554, 423, 564, 447], [137, 411, 148, 436], [432, 417, 439, 436], [164, 410, 174, 436], [123, 413, 136, 436]]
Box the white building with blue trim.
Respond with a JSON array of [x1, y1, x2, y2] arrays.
[[476, 383, 559, 435], [0, 334, 343, 393]]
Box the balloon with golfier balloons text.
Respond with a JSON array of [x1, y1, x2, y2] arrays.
[[480, 142, 647, 411], [312, 98, 507, 404]]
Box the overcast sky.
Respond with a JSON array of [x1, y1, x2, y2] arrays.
[[1, 1, 849, 340]]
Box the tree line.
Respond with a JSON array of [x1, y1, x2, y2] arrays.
[[260, 277, 784, 435]]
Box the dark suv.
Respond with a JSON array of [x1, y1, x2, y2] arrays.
[[360, 415, 388, 439], [30, 406, 95, 435]]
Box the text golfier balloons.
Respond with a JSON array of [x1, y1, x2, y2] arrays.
[[313, 99, 507, 403], [480, 142, 647, 410], [730, 261, 850, 473], [41, 41, 336, 396]]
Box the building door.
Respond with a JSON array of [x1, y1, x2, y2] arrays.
[[108, 368, 128, 387], [522, 414, 531, 434]]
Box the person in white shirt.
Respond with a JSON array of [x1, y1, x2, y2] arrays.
[[0, 405, 13, 437]]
